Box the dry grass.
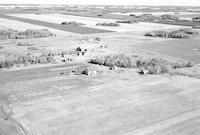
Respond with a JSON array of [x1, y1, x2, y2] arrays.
[[88, 54, 193, 74]]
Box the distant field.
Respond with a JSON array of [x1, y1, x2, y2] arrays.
[[7, 14, 190, 33], [111, 11, 200, 17], [0, 18, 76, 36], [148, 20, 200, 27], [113, 36, 200, 63], [0, 14, 113, 34], [136, 39, 200, 63]]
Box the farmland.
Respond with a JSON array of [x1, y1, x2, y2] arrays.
[[7, 13, 190, 33], [0, 14, 112, 34], [111, 11, 200, 18], [0, 4, 200, 135]]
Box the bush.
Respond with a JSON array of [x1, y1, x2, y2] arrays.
[[168, 31, 190, 38], [0, 53, 55, 68], [138, 14, 153, 19], [136, 57, 173, 74], [88, 54, 193, 74], [96, 22, 120, 27], [89, 54, 137, 68], [61, 21, 85, 26], [94, 37, 101, 41], [130, 14, 136, 17], [160, 14, 179, 21], [116, 20, 138, 24], [144, 29, 198, 39], [5, 29, 54, 39], [179, 28, 199, 35], [17, 42, 35, 46], [144, 31, 169, 38]]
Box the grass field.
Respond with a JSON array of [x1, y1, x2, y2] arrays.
[[133, 38, 200, 63], [1, 63, 200, 135], [0, 14, 113, 34], [99, 33, 200, 63], [0, 18, 76, 36]]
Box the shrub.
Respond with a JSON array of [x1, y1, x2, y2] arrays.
[[144, 31, 169, 38], [96, 22, 120, 27], [130, 14, 136, 17], [144, 29, 198, 39], [17, 42, 35, 46], [94, 37, 101, 41], [0, 53, 55, 68], [89, 54, 193, 74], [179, 28, 199, 35], [116, 20, 138, 24], [168, 31, 190, 38], [160, 14, 179, 21], [7, 29, 54, 39], [138, 14, 154, 19], [89, 54, 137, 68], [61, 21, 85, 26], [136, 57, 173, 74]]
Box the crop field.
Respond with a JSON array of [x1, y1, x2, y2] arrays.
[[100, 33, 200, 63], [134, 38, 200, 63], [0, 14, 112, 34], [111, 11, 200, 22], [0, 18, 76, 36], [1, 63, 200, 135], [7, 13, 190, 33]]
